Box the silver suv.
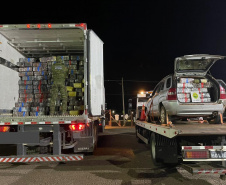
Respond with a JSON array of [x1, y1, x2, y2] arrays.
[[146, 54, 226, 124]]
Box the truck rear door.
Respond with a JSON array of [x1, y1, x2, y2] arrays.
[[87, 30, 104, 116]]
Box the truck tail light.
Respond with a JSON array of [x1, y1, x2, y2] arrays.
[[167, 88, 177, 100], [184, 150, 209, 159], [220, 86, 226, 99], [0, 126, 10, 132], [69, 123, 85, 131]]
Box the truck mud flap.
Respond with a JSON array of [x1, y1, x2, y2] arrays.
[[0, 154, 84, 163]]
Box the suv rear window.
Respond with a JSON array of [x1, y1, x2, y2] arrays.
[[166, 78, 171, 88]]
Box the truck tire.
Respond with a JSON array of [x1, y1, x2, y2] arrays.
[[93, 124, 98, 150], [150, 132, 161, 166]]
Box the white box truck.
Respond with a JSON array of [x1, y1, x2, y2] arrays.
[[0, 23, 105, 162]]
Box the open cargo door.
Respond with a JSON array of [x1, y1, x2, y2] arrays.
[[87, 30, 104, 116]]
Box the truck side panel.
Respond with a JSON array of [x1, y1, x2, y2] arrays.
[[0, 34, 24, 109], [88, 30, 104, 116]]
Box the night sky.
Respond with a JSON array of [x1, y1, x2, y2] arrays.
[[3, 0, 226, 113]]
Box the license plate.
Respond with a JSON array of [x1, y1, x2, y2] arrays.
[[210, 151, 226, 159]]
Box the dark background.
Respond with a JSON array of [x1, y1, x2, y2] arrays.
[[3, 0, 226, 113]]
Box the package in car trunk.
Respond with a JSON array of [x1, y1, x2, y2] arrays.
[[177, 77, 212, 103]]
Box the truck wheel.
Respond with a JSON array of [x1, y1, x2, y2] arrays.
[[150, 132, 161, 166], [160, 106, 168, 124], [93, 124, 98, 150]]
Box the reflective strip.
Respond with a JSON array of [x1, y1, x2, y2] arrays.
[[182, 146, 226, 150], [194, 169, 226, 174], [39, 122, 45, 124], [0, 155, 83, 162], [65, 121, 71, 123], [25, 122, 31, 124]]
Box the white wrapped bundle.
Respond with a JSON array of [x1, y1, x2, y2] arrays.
[[177, 83, 193, 88], [192, 82, 212, 88], [177, 88, 192, 94], [177, 93, 190, 98], [180, 78, 194, 83], [200, 92, 210, 98], [192, 88, 208, 93], [178, 98, 191, 102], [200, 98, 211, 102]]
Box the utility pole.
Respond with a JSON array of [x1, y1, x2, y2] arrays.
[[109, 109, 112, 126], [122, 77, 126, 126]]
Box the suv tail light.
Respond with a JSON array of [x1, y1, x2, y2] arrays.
[[167, 88, 177, 100], [220, 85, 226, 99], [69, 123, 85, 131], [0, 126, 10, 132]]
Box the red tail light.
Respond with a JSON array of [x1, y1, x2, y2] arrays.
[[27, 24, 30, 28], [48, 23, 52, 28], [184, 150, 209, 159], [0, 126, 10, 132], [69, 123, 85, 131], [167, 88, 177, 100], [220, 86, 226, 99], [37, 24, 41, 28]]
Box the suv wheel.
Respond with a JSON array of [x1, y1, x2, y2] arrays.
[[160, 106, 168, 124]]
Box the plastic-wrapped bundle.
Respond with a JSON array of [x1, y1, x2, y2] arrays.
[[177, 93, 190, 98], [77, 74, 83, 81], [33, 66, 48, 72], [34, 71, 49, 76], [19, 67, 33, 72], [177, 88, 192, 94], [18, 80, 33, 85], [200, 98, 211, 102], [67, 106, 74, 111], [34, 93, 49, 99], [33, 98, 48, 103], [22, 76, 35, 81], [13, 107, 30, 112], [19, 72, 34, 77], [192, 82, 212, 88], [62, 56, 70, 60], [39, 56, 56, 62], [17, 62, 33, 67], [33, 75, 48, 81], [15, 102, 31, 107], [77, 92, 83, 97], [71, 55, 83, 60], [13, 112, 29, 117], [19, 89, 33, 94], [19, 58, 36, 63], [192, 88, 208, 93], [30, 111, 45, 116], [180, 78, 194, 83], [33, 80, 48, 85], [18, 97, 34, 103], [200, 92, 211, 98], [178, 97, 191, 102], [19, 85, 33, 90], [19, 94, 34, 98], [30, 107, 45, 112], [177, 83, 193, 88], [64, 61, 77, 65]]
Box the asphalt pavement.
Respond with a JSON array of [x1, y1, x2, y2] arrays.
[[0, 126, 225, 185]]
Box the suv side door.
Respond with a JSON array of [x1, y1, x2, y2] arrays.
[[152, 81, 164, 116]]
